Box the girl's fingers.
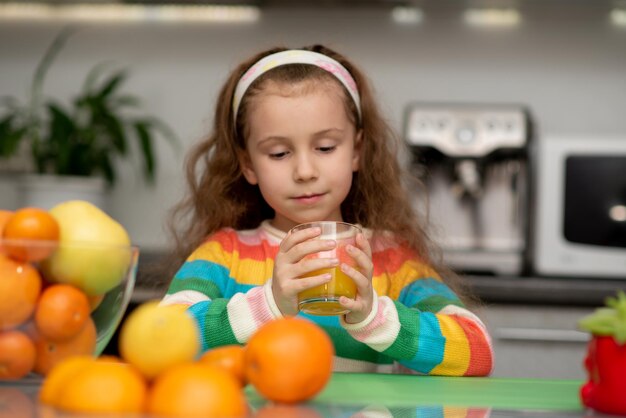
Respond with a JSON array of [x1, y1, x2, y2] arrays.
[[346, 244, 373, 278], [297, 257, 339, 276], [340, 263, 369, 291], [280, 226, 322, 252], [356, 233, 372, 258], [339, 296, 359, 310], [292, 273, 332, 292], [292, 238, 336, 262]]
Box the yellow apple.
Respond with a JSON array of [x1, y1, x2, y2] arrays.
[[41, 200, 133, 296]]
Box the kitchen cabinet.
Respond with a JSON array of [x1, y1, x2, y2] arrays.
[[481, 304, 593, 379]]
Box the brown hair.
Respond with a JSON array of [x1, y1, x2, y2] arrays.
[[165, 44, 474, 304]]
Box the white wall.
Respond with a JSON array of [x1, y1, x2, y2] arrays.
[[1, 6, 625, 250]]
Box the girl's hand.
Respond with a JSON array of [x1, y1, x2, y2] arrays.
[[272, 227, 337, 316], [339, 232, 374, 324]]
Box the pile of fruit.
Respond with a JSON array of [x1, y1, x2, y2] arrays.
[[0, 201, 131, 380], [39, 303, 335, 417]]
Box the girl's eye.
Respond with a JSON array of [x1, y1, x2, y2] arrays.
[[269, 151, 289, 159], [317, 146, 336, 153]]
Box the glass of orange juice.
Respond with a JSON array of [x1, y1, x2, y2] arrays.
[[291, 221, 361, 316]]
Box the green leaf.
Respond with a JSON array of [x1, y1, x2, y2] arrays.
[[615, 323, 626, 345], [112, 94, 140, 108], [82, 61, 116, 94], [100, 112, 127, 155], [134, 120, 155, 183], [97, 150, 115, 186], [98, 71, 127, 98], [0, 115, 24, 156], [30, 26, 76, 116]]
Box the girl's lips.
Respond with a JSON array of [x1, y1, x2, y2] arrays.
[[293, 194, 324, 205]]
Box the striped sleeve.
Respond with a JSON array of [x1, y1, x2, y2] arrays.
[[160, 229, 282, 352], [340, 241, 493, 376]]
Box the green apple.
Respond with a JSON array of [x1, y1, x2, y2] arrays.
[[41, 200, 133, 296]]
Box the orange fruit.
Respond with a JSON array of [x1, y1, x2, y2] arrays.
[[0, 330, 36, 380], [56, 359, 148, 414], [0, 388, 35, 418], [254, 404, 324, 418], [35, 284, 91, 341], [39, 355, 95, 406], [87, 294, 105, 312], [0, 210, 12, 255], [2, 207, 59, 262], [199, 344, 247, 386], [147, 362, 247, 418], [245, 317, 334, 404], [0, 255, 42, 331], [32, 317, 97, 376]]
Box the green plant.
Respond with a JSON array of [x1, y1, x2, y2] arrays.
[[0, 27, 178, 186], [579, 291, 626, 344]]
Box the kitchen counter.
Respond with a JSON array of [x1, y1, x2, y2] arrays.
[[134, 250, 625, 307], [1, 373, 586, 417]]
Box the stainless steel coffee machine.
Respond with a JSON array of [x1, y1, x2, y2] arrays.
[[404, 103, 531, 276]]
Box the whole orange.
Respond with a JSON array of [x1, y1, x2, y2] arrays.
[[147, 362, 247, 418], [39, 355, 95, 406], [2, 207, 59, 262], [56, 359, 147, 414], [198, 344, 247, 386], [0, 255, 42, 331], [0, 330, 36, 380], [35, 284, 91, 341], [245, 317, 334, 404], [32, 317, 97, 376], [0, 210, 13, 254]]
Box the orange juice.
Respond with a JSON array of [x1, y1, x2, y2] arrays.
[[298, 266, 356, 316]]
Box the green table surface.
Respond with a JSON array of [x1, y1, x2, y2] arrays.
[[280, 373, 583, 410], [3, 373, 590, 418]]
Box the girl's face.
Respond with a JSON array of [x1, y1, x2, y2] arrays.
[[239, 81, 361, 232]]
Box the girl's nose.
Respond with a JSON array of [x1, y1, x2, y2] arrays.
[[293, 153, 319, 182]]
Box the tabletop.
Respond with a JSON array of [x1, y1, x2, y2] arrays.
[[2, 372, 605, 418]]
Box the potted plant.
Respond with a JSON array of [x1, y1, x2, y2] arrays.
[[0, 27, 178, 209], [578, 291, 626, 416]]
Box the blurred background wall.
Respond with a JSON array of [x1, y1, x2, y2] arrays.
[[1, 3, 625, 250]]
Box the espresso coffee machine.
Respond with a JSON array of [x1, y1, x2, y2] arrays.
[[404, 103, 531, 276]]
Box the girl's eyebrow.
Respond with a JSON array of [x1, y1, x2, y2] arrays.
[[255, 136, 289, 147], [255, 128, 345, 147], [313, 128, 345, 138]]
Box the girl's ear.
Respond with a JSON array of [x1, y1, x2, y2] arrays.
[[352, 129, 363, 172], [238, 151, 259, 185]]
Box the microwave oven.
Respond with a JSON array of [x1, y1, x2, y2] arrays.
[[531, 136, 626, 279]]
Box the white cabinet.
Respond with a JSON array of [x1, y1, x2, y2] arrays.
[[479, 304, 594, 379]]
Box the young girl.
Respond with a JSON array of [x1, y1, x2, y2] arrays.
[[161, 45, 493, 376]]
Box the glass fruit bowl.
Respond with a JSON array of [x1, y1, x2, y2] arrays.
[[0, 238, 138, 380]]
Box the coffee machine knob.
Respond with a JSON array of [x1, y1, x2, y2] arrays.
[[456, 125, 476, 144]]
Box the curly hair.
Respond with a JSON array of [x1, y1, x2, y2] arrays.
[[165, 44, 473, 304]]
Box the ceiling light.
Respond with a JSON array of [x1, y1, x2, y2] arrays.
[[463, 8, 521, 28], [391, 6, 423, 25], [0, 2, 261, 23], [610, 8, 626, 26]]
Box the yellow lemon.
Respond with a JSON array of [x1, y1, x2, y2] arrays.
[[118, 301, 200, 379]]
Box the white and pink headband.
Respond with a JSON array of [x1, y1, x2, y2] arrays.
[[232, 50, 362, 123]]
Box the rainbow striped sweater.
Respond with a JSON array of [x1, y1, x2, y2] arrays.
[[161, 221, 493, 376]]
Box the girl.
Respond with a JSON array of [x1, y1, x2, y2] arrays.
[[161, 45, 493, 376]]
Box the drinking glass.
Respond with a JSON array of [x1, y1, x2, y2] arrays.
[[291, 221, 360, 316]]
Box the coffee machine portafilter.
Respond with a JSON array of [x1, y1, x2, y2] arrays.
[[404, 103, 532, 276]]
